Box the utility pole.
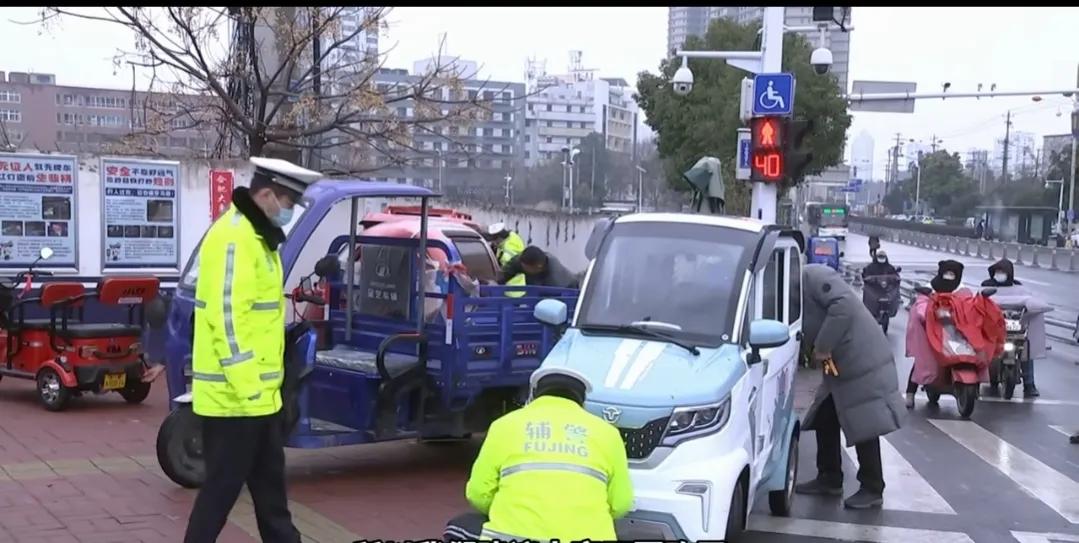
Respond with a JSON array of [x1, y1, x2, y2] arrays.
[[891, 132, 902, 186], [930, 135, 939, 153], [1001, 110, 1012, 184], [309, 8, 323, 171]]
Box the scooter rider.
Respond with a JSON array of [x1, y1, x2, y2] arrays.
[[861, 249, 897, 278], [980, 258, 1043, 398], [443, 368, 632, 542], [904, 260, 966, 408], [868, 235, 881, 260]]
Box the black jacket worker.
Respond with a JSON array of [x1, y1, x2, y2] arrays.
[[498, 246, 579, 289]]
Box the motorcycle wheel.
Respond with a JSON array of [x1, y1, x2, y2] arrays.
[[156, 405, 205, 489], [955, 384, 978, 419], [1002, 364, 1018, 400]]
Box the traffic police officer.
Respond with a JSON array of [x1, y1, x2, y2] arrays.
[[443, 368, 633, 541], [486, 223, 527, 298], [184, 157, 321, 543]]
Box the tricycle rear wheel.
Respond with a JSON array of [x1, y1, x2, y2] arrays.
[[36, 368, 71, 412], [120, 382, 152, 404], [156, 405, 205, 489]]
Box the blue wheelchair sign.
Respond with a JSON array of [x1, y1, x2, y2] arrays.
[[752, 73, 795, 116]]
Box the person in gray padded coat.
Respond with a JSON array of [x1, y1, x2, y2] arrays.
[[794, 264, 906, 509]]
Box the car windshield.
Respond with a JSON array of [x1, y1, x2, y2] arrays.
[[577, 221, 755, 348], [179, 200, 309, 289]]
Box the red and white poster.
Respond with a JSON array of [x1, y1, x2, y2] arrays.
[[209, 169, 234, 221]]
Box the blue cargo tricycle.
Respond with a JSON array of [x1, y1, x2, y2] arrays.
[[152, 181, 577, 488], [806, 236, 842, 271]]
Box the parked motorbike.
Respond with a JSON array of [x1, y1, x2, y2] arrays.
[[862, 267, 902, 334], [914, 285, 997, 419]]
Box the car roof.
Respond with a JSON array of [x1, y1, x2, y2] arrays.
[[616, 212, 768, 233]]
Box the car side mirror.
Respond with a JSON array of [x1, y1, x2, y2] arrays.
[[895, 266, 902, 273], [300, 276, 314, 292], [534, 299, 568, 326], [748, 319, 789, 364], [839, 251, 845, 258], [314, 255, 341, 278], [914, 285, 933, 296], [980, 287, 997, 298]]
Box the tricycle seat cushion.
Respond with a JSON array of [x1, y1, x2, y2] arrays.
[[58, 323, 143, 339], [314, 346, 417, 377]]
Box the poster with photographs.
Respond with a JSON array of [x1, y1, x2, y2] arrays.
[[0, 152, 78, 268], [101, 157, 180, 269]]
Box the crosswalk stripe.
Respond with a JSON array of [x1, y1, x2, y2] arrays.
[[747, 517, 975, 542], [1011, 531, 1079, 543], [980, 397, 1079, 406], [930, 420, 1079, 523], [1050, 425, 1073, 437], [842, 436, 956, 514]]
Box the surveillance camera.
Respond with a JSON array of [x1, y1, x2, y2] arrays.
[[810, 47, 833, 75], [672, 65, 694, 96]]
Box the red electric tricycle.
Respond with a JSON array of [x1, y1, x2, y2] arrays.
[[0, 247, 161, 411]]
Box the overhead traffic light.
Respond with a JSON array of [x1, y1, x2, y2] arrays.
[[749, 116, 785, 182], [784, 118, 815, 182]]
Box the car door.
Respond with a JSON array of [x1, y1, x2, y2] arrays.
[[750, 243, 798, 484]]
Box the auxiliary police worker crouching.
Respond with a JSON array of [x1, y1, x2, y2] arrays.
[[444, 368, 633, 542], [184, 157, 322, 543]]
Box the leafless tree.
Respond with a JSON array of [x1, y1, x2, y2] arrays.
[[39, 6, 513, 172]]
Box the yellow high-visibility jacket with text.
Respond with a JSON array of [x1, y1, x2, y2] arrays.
[[499, 231, 527, 298], [465, 395, 633, 541], [191, 206, 285, 417]]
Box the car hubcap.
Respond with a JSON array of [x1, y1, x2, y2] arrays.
[[40, 374, 59, 403], [786, 448, 797, 502]]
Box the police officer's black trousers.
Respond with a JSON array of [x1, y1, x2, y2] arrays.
[[443, 512, 486, 542], [814, 395, 885, 495], [184, 412, 300, 543]]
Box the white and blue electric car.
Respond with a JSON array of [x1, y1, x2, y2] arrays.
[[533, 213, 804, 541]]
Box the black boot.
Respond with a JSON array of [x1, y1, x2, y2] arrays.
[[1024, 384, 1040, 397], [794, 477, 843, 496], [843, 488, 884, 509], [1070, 433, 1079, 444]]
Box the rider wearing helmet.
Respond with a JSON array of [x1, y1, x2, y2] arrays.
[[443, 368, 632, 542]]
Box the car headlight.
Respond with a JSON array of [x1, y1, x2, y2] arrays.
[[662, 398, 731, 445], [1003, 342, 1015, 353]]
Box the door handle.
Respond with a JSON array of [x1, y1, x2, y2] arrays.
[[795, 331, 803, 341]]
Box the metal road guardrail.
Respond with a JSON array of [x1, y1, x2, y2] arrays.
[[840, 263, 1077, 344], [849, 223, 1079, 273]]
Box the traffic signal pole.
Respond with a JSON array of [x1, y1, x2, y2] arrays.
[[751, 7, 786, 224]]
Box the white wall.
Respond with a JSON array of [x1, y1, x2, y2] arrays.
[[453, 205, 597, 273]]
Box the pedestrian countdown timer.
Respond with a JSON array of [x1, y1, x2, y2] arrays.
[[750, 116, 785, 182]]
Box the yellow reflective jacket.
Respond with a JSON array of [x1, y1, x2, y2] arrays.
[[498, 231, 527, 298], [465, 396, 633, 541], [191, 206, 285, 417]]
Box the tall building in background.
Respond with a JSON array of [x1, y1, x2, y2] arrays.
[[523, 52, 639, 166], [667, 7, 852, 93], [667, 7, 713, 54], [994, 131, 1036, 179], [1043, 133, 1074, 177], [850, 130, 874, 181], [964, 148, 992, 193]]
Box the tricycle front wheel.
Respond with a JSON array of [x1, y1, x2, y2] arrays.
[[156, 405, 205, 488]]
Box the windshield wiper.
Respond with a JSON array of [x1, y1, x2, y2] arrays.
[[578, 323, 700, 356]]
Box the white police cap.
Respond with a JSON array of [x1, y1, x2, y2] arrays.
[[529, 365, 593, 395], [487, 222, 507, 236], [250, 157, 322, 196]]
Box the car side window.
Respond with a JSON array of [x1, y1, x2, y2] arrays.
[[762, 248, 785, 322], [787, 247, 802, 324]]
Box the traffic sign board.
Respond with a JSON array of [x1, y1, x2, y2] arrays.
[[1069, 208, 1075, 222], [840, 187, 859, 193], [752, 73, 795, 116], [736, 128, 751, 180], [849, 178, 864, 186]]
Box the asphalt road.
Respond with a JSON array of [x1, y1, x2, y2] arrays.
[[741, 265, 1079, 543], [846, 232, 1079, 326]]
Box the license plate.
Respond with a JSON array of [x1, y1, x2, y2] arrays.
[[103, 373, 126, 390], [1006, 320, 1022, 332]]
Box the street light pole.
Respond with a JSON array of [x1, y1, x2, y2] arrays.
[[749, 6, 785, 224], [436, 150, 443, 192], [915, 153, 922, 217], [504, 174, 513, 207], [636, 165, 646, 211]]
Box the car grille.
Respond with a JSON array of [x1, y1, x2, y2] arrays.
[[619, 416, 669, 460]]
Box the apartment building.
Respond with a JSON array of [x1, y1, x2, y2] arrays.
[[363, 62, 527, 200], [0, 71, 218, 157], [523, 74, 639, 166]]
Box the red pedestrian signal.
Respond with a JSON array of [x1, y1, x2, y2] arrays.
[[750, 117, 785, 182]]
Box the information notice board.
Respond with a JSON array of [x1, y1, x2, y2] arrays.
[[101, 157, 181, 269], [0, 152, 78, 268]]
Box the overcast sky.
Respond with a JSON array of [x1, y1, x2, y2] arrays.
[[2, 6, 1077, 180]]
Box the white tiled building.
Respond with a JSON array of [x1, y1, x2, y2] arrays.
[[523, 74, 639, 166]]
